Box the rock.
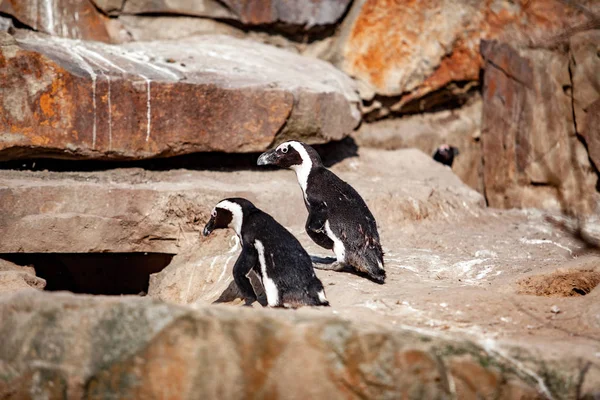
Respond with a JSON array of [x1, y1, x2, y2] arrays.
[[0, 15, 13, 32], [480, 39, 599, 214], [353, 96, 484, 193], [0, 148, 483, 254], [0, 31, 360, 161], [570, 30, 600, 171], [117, 16, 244, 42], [0, 290, 559, 398], [96, 0, 351, 28], [335, 0, 597, 109], [0, 0, 123, 42], [0, 259, 46, 294], [219, 0, 352, 27]]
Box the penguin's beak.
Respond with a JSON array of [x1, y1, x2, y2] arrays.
[[203, 218, 215, 237], [257, 149, 279, 166]]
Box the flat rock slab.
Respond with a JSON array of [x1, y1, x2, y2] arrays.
[[0, 31, 360, 160], [0, 148, 483, 253], [0, 290, 554, 398]]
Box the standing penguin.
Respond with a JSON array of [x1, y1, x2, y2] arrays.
[[257, 142, 386, 284], [203, 198, 329, 308]]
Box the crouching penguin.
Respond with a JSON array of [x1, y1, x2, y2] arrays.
[[203, 198, 329, 308]]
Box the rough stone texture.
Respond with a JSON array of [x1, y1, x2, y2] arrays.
[[353, 97, 484, 193], [148, 208, 600, 398], [0, 148, 483, 254], [0, 31, 360, 161], [570, 30, 600, 172], [335, 0, 598, 108], [220, 0, 352, 27], [101, 0, 352, 28], [2, 148, 600, 396], [0, 259, 46, 294], [0, 290, 568, 399], [481, 39, 599, 214], [117, 15, 245, 42], [0, 0, 123, 42]]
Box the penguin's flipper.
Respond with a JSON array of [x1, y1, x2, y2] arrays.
[[306, 202, 334, 249], [233, 244, 259, 304]]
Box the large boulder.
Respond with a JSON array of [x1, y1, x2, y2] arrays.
[[0, 290, 564, 398], [333, 0, 597, 112], [0, 31, 360, 161], [480, 38, 599, 214]]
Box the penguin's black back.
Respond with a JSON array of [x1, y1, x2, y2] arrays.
[[306, 167, 383, 265], [242, 208, 326, 302]]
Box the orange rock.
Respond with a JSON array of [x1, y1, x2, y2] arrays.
[[0, 32, 359, 160], [339, 0, 594, 105]]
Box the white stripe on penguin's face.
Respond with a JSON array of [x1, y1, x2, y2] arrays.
[[282, 141, 313, 200], [215, 200, 243, 238], [254, 239, 279, 307]]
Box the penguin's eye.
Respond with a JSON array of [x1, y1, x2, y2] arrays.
[[281, 146, 288, 154], [211, 209, 217, 218]]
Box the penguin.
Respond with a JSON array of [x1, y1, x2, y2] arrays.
[[257, 141, 386, 284], [433, 144, 460, 167], [202, 197, 329, 308]]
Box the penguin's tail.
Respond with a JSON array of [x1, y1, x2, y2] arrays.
[[308, 277, 330, 306], [350, 245, 386, 284], [282, 278, 329, 307]]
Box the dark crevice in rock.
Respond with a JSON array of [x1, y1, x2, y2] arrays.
[[485, 59, 532, 88], [1, 253, 174, 295], [530, 181, 553, 187], [0, 137, 358, 172], [0, 11, 35, 32], [363, 82, 480, 122]]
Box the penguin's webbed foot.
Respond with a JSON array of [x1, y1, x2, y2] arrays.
[[311, 257, 347, 271]]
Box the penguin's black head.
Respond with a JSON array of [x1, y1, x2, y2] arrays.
[[432, 144, 460, 167], [257, 141, 322, 170], [203, 198, 253, 237]]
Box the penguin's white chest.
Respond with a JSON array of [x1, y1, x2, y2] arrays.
[[254, 240, 279, 307], [324, 221, 346, 263]]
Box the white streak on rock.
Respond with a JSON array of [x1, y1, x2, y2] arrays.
[[217, 255, 234, 283], [107, 76, 112, 150], [519, 238, 573, 255], [143, 75, 151, 142], [75, 50, 113, 151], [76, 47, 127, 74], [44, 0, 55, 34], [67, 46, 97, 148], [112, 49, 179, 80], [184, 260, 202, 304]]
